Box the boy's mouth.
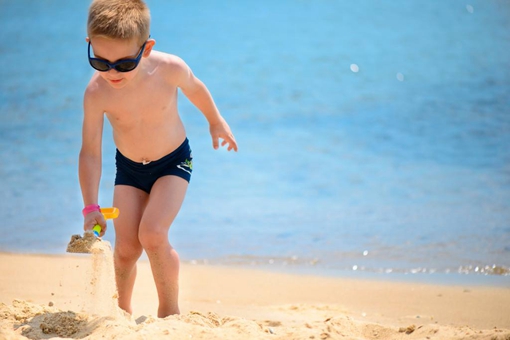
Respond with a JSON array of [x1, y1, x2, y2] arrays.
[[109, 78, 123, 84]]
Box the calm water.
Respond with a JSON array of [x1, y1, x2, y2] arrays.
[[1, 0, 509, 284]]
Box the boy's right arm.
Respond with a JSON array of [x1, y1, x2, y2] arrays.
[[79, 86, 106, 235]]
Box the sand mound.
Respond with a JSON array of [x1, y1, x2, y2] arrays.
[[2, 301, 509, 340], [39, 311, 88, 337], [0, 300, 131, 340], [66, 232, 101, 254], [0, 300, 90, 339], [0, 301, 268, 339]]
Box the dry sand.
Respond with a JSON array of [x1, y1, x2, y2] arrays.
[[65, 232, 104, 254], [0, 252, 509, 340]]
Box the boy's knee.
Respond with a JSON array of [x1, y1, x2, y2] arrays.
[[115, 242, 142, 264], [138, 225, 169, 252]]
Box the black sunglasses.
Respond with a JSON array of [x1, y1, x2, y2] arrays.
[[88, 40, 148, 72]]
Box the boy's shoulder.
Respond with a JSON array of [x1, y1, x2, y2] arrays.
[[149, 50, 191, 85], [150, 50, 183, 62], [150, 50, 189, 72], [84, 73, 104, 98]]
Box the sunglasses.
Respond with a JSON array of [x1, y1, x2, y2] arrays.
[[88, 40, 148, 72]]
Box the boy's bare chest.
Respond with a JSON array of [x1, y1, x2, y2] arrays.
[[104, 84, 178, 125]]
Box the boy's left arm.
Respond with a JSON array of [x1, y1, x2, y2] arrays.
[[176, 61, 238, 151]]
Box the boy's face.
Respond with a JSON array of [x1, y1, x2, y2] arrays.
[[88, 37, 153, 89]]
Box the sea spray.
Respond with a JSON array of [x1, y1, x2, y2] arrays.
[[84, 240, 123, 318]]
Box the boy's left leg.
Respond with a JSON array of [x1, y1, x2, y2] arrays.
[[138, 175, 188, 318]]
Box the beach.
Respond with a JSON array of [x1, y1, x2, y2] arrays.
[[1, 1, 510, 339], [1, 252, 509, 340]]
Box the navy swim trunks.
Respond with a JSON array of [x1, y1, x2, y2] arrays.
[[115, 138, 193, 194]]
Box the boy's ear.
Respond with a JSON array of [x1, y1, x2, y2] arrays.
[[85, 37, 90, 43], [143, 39, 156, 57]]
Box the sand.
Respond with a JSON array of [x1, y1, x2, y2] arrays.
[[0, 252, 509, 340], [66, 232, 104, 254]]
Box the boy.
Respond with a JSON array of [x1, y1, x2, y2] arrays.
[[79, 0, 237, 318]]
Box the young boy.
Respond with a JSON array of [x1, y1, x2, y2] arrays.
[[79, 0, 237, 318]]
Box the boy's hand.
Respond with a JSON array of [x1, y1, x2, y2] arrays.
[[83, 210, 107, 237], [210, 119, 238, 152]]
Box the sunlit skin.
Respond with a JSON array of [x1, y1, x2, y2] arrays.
[[79, 36, 237, 317]]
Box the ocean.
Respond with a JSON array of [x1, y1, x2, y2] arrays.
[[1, 0, 509, 285]]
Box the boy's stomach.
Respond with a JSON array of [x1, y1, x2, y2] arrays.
[[111, 118, 187, 163]]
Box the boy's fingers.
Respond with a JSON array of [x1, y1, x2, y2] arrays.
[[225, 136, 237, 152], [230, 137, 238, 151], [224, 134, 237, 151], [213, 134, 238, 151]]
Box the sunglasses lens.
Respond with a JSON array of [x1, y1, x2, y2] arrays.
[[89, 59, 110, 72], [115, 61, 138, 72]]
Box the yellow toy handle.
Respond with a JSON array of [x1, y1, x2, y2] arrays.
[[92, 207, 120, 237], [100, 207, 120, 219]]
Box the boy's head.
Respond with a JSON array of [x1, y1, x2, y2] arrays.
[[87, 0, 150, 45]]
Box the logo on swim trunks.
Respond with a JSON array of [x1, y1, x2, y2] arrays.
[[177, 158, 192, 175]]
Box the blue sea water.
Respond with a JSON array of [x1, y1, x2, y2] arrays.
[[1, 0, 509, 284]]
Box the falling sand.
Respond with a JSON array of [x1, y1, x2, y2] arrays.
[[86, 239, 123, 318], [65, 230, 123, 317]]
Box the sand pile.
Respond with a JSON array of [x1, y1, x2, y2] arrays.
[[0, 300, 90, 339], [2, 300, 509, 340], [66, 232, 103, 253]]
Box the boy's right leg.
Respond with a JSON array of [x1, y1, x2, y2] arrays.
[[112, 185, 148, 314]]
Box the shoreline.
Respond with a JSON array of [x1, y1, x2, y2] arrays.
[[3, 249, 509, 287], [1, 252, 509, 339], [203, 261, 510, 288]]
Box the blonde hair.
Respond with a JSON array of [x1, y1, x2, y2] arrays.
[[87, 0, 150, 44]]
